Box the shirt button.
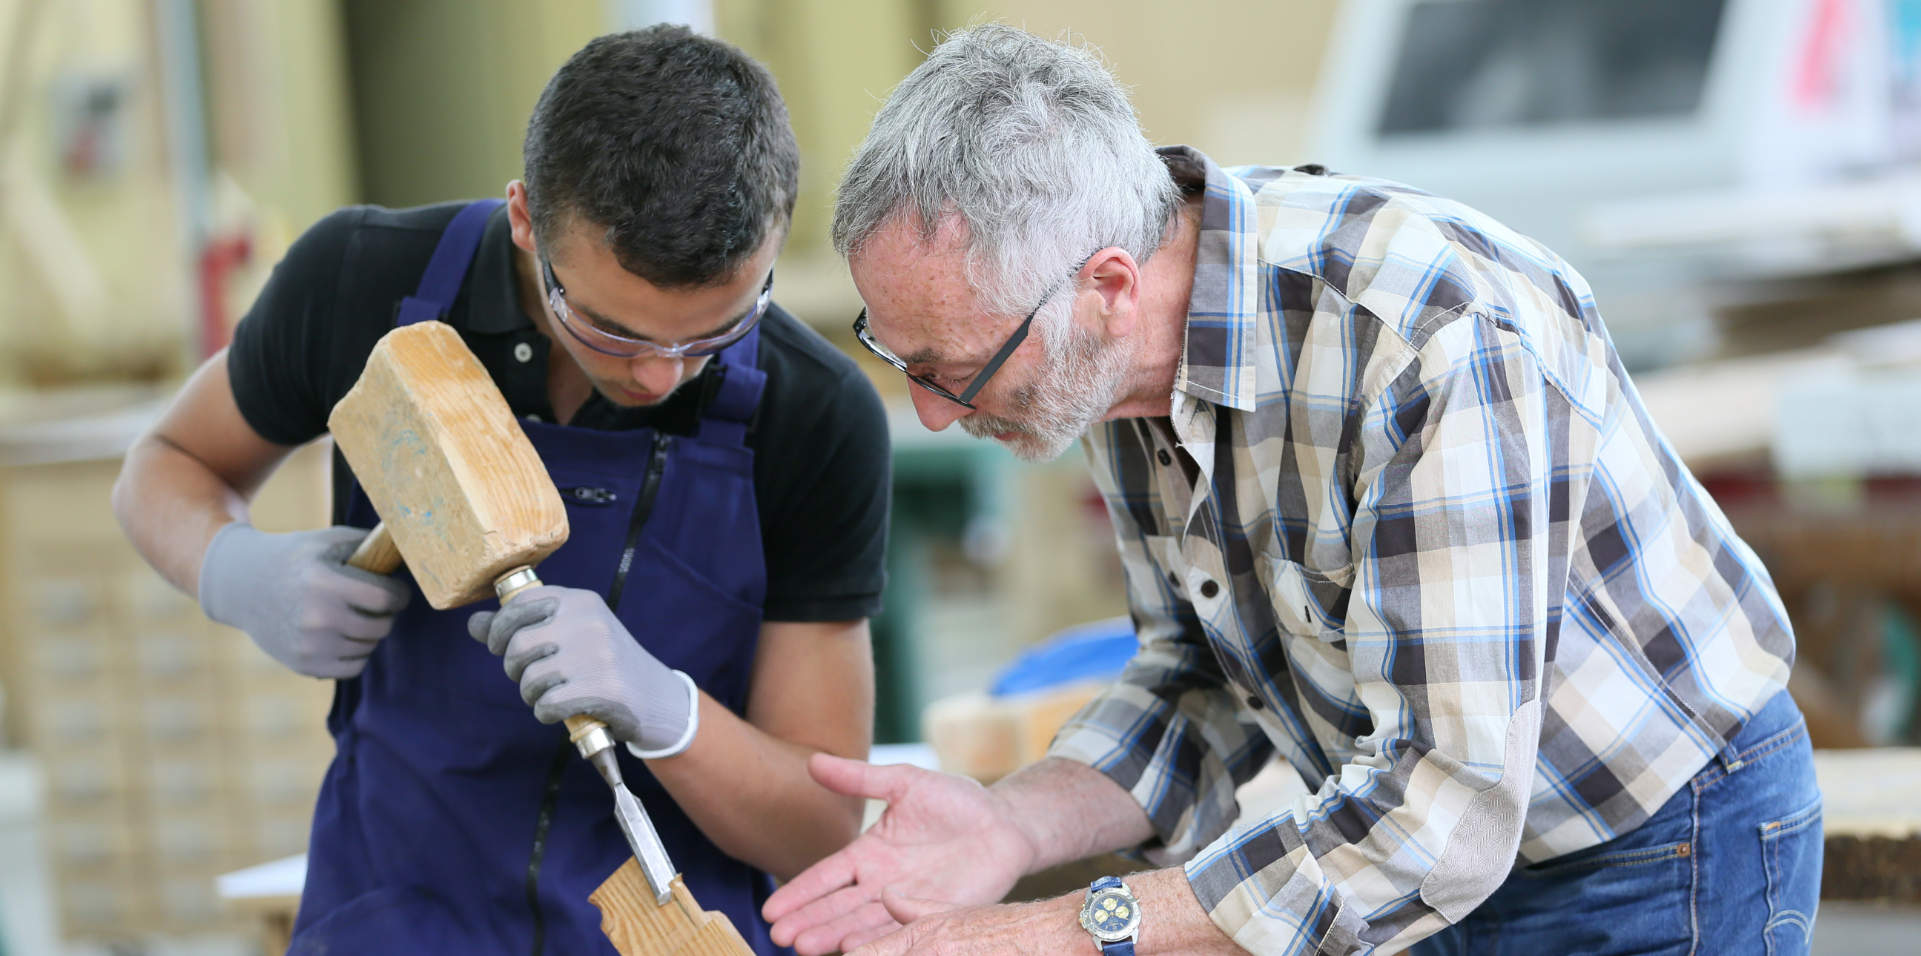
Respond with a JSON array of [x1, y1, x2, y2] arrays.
[[524, 413, 542, 423], [513, 342, 534, 363], [1156, 449, 1172, 466], [1199, 579, 1219, 598], [1245, 695, 1265, 710]]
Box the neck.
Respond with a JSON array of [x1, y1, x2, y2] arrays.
[[1105, 195, 1202, 422]]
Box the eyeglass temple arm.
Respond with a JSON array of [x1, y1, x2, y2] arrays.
[[957, 312, 1035, 405]]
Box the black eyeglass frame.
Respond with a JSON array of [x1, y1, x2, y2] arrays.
[[540, 254, 773, 359], [852, 272, 1072, 410]]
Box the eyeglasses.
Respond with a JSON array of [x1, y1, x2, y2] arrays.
[[852, 273, 1069, 409], [541, 255, 773, 359]]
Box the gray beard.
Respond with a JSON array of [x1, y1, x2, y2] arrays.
[[962, 320, 1134, 461]]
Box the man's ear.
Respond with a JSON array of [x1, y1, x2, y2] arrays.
[[506, 180, 537, 253], [1083, 247, 1141, 339]]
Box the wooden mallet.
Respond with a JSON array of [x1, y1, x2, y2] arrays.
[[326, 320, 750, 955]]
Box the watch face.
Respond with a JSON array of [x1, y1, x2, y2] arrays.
[[1080, 887, 1141, 942]]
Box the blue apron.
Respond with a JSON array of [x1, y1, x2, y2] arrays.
[[289, 200, 784, 955]]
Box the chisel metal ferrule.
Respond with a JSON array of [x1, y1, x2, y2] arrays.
[[569, 722, 618, 762]]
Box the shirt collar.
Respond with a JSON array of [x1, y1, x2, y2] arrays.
[[1159, 145, 1259, 413], [463, 204, 535, 335]]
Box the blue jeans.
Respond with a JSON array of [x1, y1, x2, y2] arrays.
[[1411, 691, 1823, 955]]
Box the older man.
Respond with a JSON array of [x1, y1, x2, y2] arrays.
[[763, 23, 1819, 956]]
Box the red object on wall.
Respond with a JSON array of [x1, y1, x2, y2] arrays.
[[197, 232, 252, 356]]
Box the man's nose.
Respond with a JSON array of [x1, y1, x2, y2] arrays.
[[629, 353, 685, 394], [909, 385, 970, 432]]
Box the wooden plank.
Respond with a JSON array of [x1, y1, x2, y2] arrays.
[[1814, 748, 1921, 902], [591, 861, 754, 955]]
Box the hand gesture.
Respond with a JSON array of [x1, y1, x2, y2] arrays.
[[764, 755, 1039, 955]]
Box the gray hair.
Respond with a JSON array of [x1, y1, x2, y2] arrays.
[[833, 24, 1181, 323]]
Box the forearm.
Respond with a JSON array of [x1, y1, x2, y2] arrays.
[[112, 434, 259, 596], [648, 692, 865, 881], [994, 757, 1156, 873]]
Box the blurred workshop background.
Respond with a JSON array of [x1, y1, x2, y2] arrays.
[[1, 0, 1919, 953]]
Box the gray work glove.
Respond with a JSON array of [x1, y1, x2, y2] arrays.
[[467, 585, 697, 756], [197, 523, 412, 679]]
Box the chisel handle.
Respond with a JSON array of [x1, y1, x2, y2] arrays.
[[490, 567, 620, 762]]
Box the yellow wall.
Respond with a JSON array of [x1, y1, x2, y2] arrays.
[[0, 0, 188, 386], [342, 0, 608, 208], [201, 0, 360, 232], [950, 1, 1336, 165]]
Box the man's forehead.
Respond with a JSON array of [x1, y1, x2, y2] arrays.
[[852, 222, 980, 346], [853, 281, 978, 370], [854, 224, 961, 283]]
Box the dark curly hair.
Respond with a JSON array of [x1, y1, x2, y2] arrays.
[[523, 25, 798, 287]]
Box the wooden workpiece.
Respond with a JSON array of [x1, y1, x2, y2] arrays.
[[592, 861, 754, 955], [1812, 748, 1921, 903]]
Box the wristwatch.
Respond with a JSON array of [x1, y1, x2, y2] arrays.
[[1079, 875, 1142, 954]]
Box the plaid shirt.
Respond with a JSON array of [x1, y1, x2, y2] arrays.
[[1048, 147, 1794, 954]]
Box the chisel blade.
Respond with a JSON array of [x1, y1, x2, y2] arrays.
[[613, 782, 678, 905]]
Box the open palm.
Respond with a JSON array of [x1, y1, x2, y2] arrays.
[[764, 754, 1038, 955]]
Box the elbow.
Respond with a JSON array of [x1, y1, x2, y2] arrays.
[[110, 437, 153, 535], [1417, 699, 1540, 922]]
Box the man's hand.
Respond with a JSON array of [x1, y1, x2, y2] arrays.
[[197, 523, 411, 679], [467, 585, 693, 753], [763, 755, 1040, 955]]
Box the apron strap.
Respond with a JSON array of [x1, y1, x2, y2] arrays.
[[396, 199, 505, 326], [698, 324, 766, 447]]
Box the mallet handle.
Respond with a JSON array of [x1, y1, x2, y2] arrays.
[[346, 522, 404, 575]]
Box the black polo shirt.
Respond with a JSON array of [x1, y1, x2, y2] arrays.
[[228, 202, 889, 623]]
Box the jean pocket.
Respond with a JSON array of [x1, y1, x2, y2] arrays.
[[1760, 796, 1823, 955], [1523, 788, 1696, 878], [1521, 837, 1694, 877], [1510, 832, 1694, 952]]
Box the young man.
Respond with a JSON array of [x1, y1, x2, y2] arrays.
[[113, 27, 888, 954], [762, 24, 1819, 956]]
